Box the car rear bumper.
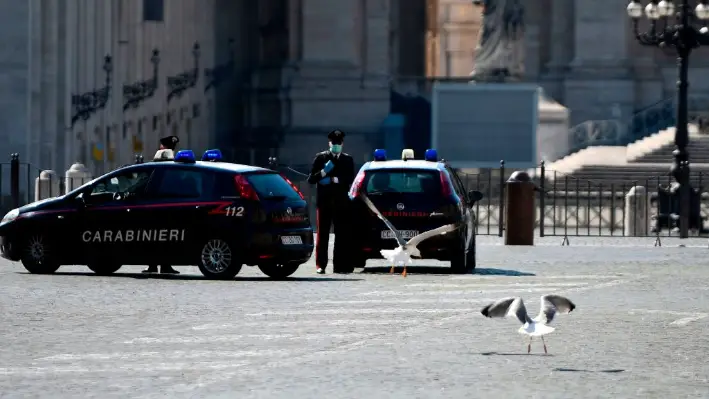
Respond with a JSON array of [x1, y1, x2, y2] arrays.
[[356, 232, 460, 261], [244, 227, 314, 265], [0, 236, 21, 261]]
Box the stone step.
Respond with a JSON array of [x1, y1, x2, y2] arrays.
[[635, 158, 709, 163]]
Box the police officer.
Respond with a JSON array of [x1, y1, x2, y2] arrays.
[[307, 130, 356, 274], [142, 135, 181, 275]]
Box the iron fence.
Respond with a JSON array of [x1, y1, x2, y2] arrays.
[[4, 153, 708, 242], [270, 159, 709, 240]]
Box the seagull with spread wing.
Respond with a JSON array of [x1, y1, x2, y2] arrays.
[[480, 295, 576, 354], [360, 193, 458, 277]]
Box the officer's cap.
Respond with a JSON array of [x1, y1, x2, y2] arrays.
[[160, 135, 179, 150], [328, 130, 345, 144]]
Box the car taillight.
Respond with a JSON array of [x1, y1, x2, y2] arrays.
[[281, 174, 305, 200], [234, 175, 259, 201], [439, 170, 454, 197], [348, 171, 367, 199]]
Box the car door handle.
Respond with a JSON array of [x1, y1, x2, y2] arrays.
[[57, 215, 64, 219]]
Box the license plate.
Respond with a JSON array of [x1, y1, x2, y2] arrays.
[[280, 236, 303, 245], [381, 230, 418, 240]]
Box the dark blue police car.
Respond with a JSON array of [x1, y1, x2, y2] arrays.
[[348, 148, 483, 273], [0, 149, 314, 279]]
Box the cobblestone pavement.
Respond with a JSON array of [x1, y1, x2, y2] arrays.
[[1, 235, 708, 398]]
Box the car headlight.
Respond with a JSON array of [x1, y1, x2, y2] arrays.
[[1, 208, 19, 224]]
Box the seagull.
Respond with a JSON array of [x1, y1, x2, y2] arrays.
[[360, 193, 458, 277], [480, 295, 576, 354]]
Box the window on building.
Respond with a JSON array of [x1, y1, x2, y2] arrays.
[[143, 0, 164, 22]]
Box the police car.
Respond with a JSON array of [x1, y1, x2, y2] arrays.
[[0, 149, 314, 280], [348, 148, 483, 272]]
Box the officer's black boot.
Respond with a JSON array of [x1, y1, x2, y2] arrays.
[[142, 265, 158, 273], [160, 265, 180, 274]]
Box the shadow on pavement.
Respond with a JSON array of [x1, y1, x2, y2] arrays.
[[554, 368, 626, 373], [18, 272, 362, 282], [479, 352, 554, 357], [361, 266, 535, 276], [473, 268, 536, 276]]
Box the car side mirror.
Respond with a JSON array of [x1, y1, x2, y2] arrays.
[[468, 190, 484, 203], [74, 193, 87, 208]]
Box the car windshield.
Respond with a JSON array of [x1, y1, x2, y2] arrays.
[[64, 175, 106, 197], [245, 172, 302, 200], [364, 170, 440, 194], [64, 166, 142, 198]]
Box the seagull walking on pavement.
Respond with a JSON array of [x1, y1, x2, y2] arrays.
[[480, 295, 576, 354], [360, 193, 458, 277]]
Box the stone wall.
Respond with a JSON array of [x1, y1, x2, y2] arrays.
[[0, 2, 30, 159]]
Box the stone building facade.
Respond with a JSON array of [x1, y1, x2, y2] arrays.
[[427, 0, 709, 127], [2, 0, 709, 176]]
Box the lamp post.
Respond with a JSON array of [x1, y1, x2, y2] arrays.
[[123, 49, 160, 111], [167, 42, 200, 103], [70, 55, 112, 126], [204, 38, 235, 93], [627, 0, 709, 238]]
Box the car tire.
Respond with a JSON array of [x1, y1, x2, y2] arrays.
[[197, 238, 242, 280], [87, 263, 123, 276], [466, 233, 477, 272], [450, 247, 466, 274], [450, 234, 474, 274], [20, 234, 61, 275], [258, 262, 300, 279]]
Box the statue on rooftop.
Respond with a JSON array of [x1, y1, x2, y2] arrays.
[[470, 0, 525, 82]]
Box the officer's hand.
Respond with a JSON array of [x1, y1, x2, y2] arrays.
[[332, 177, 339, 184], [319, 177, 331, 185], [323, 160, 335, 174]]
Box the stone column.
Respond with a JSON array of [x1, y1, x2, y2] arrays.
[[280, 0, 391, 165], [563, 0, 634, 124], [362, 0, 390, 78], [568, 0, 630, 73], [27, 0, 42, 169], [545, 0, 573, 72], [301, 0, 360, 64]]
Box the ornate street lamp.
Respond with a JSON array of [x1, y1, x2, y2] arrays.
[[627, 0, 709, 238], [167, 42, 200, 103], [70, 55, 112, 126], [123, 48, 160, 111], [204, 38, 235, 93]]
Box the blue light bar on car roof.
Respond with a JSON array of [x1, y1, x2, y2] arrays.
[[373, 149, 387, 161], [201, 149, 223, 162], [174, 150, 196, 163], [424, 149, 438, 162]]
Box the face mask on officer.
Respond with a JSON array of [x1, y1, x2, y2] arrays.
[[329, 141, 343, 154]]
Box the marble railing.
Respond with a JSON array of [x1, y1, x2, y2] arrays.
[[569, 95, 709, 156]]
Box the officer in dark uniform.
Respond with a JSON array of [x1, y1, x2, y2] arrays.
[[142, 135, 181, 275], [307, 130, 356, 274]]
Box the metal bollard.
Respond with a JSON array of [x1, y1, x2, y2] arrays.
[[504, 171, 536, 246], [624, 186, 648, 237]]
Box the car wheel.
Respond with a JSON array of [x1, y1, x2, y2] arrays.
[[197, 238, 242, 280], [20, 234, 60, 274], [258, 262, 300, 279], [87, 263, 122, 276]]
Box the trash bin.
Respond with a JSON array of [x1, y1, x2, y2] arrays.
[[504, 171, 535, 246]]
